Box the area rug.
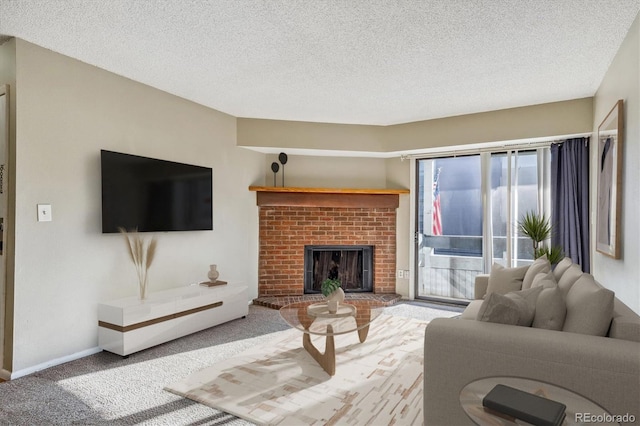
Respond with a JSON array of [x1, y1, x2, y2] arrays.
[[165, 314, 428, 425]]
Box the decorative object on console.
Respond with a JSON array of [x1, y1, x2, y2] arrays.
[[321, 278, 344, 313], [596, 99, 623, 258], [200, 264, 227, 287], [207, 264, 219, 282], [200, 280, 227, 287], [270, 162, 279, 186], [518, 211, 564, 264], [118, 227, 157, 300], [278, 152, 288, 187]]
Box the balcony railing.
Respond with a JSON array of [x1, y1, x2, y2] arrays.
[[417, 235, 534, 301]]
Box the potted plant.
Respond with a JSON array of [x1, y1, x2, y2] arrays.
[[321, 278, 344, 313], [518, 211, 564, 265]]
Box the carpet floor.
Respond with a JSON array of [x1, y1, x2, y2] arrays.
[[0, 301, 461, 425]]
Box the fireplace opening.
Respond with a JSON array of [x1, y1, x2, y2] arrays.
[[304, 245, 373, 294]]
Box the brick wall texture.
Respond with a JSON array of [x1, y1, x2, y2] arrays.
[[258, 206, 397, 296]]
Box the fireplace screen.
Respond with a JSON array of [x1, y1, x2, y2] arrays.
[[304, 245, 373, 293]]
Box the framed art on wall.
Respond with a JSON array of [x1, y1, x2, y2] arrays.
[[596, 99, 623, 258]]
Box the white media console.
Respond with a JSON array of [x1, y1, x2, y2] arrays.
[[98, 284, 248, 356]]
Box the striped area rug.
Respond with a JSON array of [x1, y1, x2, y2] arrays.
[[165, 314, 427, 425]]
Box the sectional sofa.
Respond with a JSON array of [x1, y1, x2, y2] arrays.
[[423, 257, 640, 425]]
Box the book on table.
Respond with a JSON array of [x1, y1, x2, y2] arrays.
[[482, 384, 566, 426]]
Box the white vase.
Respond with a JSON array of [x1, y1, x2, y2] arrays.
[[207, 264, 219, 282], [326, 287, 345, 314]]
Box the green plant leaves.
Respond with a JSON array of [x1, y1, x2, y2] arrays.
[[518, 211, 564, 263], [518, 211, 552, 246], [321, 278, 341, 297]]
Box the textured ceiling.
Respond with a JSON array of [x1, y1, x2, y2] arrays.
[[1, 1, 639, 125]]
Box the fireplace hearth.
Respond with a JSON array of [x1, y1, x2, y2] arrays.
[[304, 245, 373, 294]]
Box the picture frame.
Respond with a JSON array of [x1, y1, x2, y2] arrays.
[[596, 99, 623, 258]]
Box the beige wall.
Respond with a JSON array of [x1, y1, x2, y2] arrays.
[[385, 158, 411, 297], [387, 98, 593, 151], [10, 39, 264, 374], [263, 154, 387, 188], [238, 98, 594, 154], [238, 118, 384, 153], [592, 14, 639, 313]]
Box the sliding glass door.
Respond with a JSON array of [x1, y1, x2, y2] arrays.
[[416, 155, 482, 300], [415, 149, 548, 302]]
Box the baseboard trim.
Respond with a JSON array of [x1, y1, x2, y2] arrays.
[[7, 347, 102, 380]]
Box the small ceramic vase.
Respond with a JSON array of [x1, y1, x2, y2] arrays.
[[326, 287, 345, 314], [208, 264, 219, 282]]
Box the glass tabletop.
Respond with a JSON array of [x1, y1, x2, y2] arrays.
[[460, 376, 616, 426], [279, 299, 386, 336]]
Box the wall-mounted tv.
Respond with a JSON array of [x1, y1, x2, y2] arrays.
[[101, 150, 213, 233]]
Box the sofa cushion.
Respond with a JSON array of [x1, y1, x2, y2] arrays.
[[532, 286, 566, 330], [552, 257, 573, 281], [563, 274, 614, 336], [486, 263, 529, 296], [608, 298, 640, 342], [531, 271, 557, 289], [477, 286, 543, 326], [522, 255, 551, 289], [610, 315, 640, 343], [557, 264, 583, 297], [460, 300, 483, 319]]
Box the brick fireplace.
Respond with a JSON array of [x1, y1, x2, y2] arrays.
[[251, 187, 408, 297]]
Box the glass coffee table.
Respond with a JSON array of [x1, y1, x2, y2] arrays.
[[460, 376, 616, 425], [279, 299, 386, 376]]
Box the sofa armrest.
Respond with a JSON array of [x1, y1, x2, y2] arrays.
[[423, 318, 640, 425], [474, 274, 489, 299]]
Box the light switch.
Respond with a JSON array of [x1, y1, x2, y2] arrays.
[[37, 204, 52, 222]]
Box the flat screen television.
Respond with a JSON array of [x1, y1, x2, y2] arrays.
[[101, 150, 213, 233]]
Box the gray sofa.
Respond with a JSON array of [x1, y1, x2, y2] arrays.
[[423, 258, 640, 425]]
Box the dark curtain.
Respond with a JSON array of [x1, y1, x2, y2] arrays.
[[550, 137, 590, 272]]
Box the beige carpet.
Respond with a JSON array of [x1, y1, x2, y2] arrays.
[[165, 314, 427, 425]]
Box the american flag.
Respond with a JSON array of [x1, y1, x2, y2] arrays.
[[432, 167, 442, 236]]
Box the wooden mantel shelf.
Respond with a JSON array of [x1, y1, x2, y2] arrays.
[[249, 186, 409, 208], [249, 186, 409, 195]]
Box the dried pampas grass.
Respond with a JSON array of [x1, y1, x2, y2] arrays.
[[119, 227, 157, 300]]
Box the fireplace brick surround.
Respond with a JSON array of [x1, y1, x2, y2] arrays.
[[251, 187, 408, 298]]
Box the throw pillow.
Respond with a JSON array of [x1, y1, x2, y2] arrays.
[[532, 286, 566, 330], [486, 263, 529, 296], [531, 271, 557, 289], [563, 274, 614, 336], [477, 286, 543, 327], [476, 292, 520, 325], [557, 264, 583, 297], [552, 257, 573, 281], [522, 255, 551, 289]]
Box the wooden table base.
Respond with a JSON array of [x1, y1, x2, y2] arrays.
[[302, 323, 371, 376]]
